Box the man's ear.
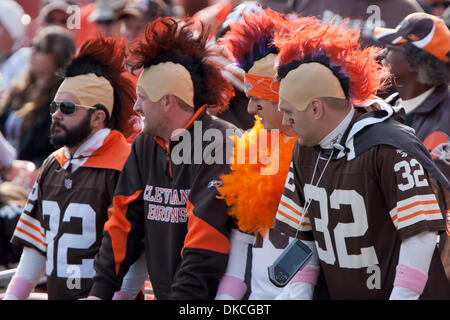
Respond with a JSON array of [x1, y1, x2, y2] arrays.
[[162, 94, 173, 112], [90, 109, 107, 128], [310, 98, 325, 120]]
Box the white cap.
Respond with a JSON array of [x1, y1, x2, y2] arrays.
[[88, 0, 116, 22], [0, 0, 26, 41]]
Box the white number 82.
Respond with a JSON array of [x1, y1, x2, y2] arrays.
[[42, 200, 96, 278]]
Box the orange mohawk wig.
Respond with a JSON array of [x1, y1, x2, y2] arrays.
[[220, 8, 288, 72], [275, 18, 391, 104], [128, 17, 234, 111], [65, 36, 137, 138]]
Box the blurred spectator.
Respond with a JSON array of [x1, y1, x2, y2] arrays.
[[0, 182, 28, 270], [181, 0, 209, 16], [39, 0, 73, 28], [257, 0, 424, 47], [191, 0, 242, 39], [0, 1, 28, 96], [74, 1, 99, 47], [213, 1, 259, 39], [0, 26, 76, 167], [443, 5, 450, 27], [78, 0, 97, 5], [376, 12, 450, 178], [117, 0, 167, 47], [418, 0, 449, 16], [0, 133, 16, 173], [88, 0, 127, 38], [206, 1, 262, 130]]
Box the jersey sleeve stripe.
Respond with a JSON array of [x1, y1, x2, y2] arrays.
[[275, 211, 312, 232], [397, 199, 439, 213], [398, 209, 442, 223], [277, 209, 300, 225], [279, 195, 303, 217], [14, 227, 46, 252], [390, 208, 399, 229], [396, 194, 437, 208], [277, 195, 312, 229], [18, 213, 45, 235], [390, 194, 444, 230], [398, 212, 444, 229], [397, 202, 441, 219], [390, 195, 443, 230], [446, 210, 450, 237], [18, 217, 45, 238], [396, 197, 441, 221]]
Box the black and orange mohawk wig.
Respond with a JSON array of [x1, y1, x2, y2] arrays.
[[65, 36, 137, 138], [275, 18, 391, 104], [220, 8, 289, 72], [128, 17, 234, 111]]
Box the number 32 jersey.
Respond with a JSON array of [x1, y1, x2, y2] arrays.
[[11, 130, 130, 299], [274, 142, 450, 299]]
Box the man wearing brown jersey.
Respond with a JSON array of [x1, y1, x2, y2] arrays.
[[272, 18, 450, 299], [4, 36, 146, 300]]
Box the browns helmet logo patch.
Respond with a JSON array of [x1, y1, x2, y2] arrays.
[[423, 131, 450, 165]]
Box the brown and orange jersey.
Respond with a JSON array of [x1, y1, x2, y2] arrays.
[[274, 111, 450, 299], [90, 108, 236, 300], [11, 130, 130, 299]]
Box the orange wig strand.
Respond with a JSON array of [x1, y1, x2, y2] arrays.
[[217, 117, 296, 235], [128, 17, 234, 112], [70, 36, 137, 138], [275, 17, 391, 104]]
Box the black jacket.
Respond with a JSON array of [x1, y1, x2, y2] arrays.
[[90, 107, 236, 300], [386, 85, 450, 179]]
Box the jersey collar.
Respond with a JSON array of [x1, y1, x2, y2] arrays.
[[53, 129, 130, 172], [154, 104, 207, 151]]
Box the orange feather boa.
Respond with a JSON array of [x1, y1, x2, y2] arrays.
[[217, 117, 296, 236]]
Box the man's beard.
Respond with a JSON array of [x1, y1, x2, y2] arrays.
[[50, 114, 92, 148]]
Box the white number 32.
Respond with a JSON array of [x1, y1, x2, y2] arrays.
[[394, 159, 429, 191]]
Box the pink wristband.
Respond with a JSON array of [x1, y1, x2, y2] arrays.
[[112, 290, 132, 300], [216, 275, 247, 300], [5, 276, 34, 300], [290, 265, 320, 286], [393, 264, 428, 294]]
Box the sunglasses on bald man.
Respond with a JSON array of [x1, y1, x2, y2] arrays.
[[50, 101, 97, 115]]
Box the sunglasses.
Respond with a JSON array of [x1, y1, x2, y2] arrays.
[[50, 101, 96, 115]]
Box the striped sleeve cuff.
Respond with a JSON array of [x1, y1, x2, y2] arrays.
[[12, 213, 46, 252], [276, 195, 312, 232]]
